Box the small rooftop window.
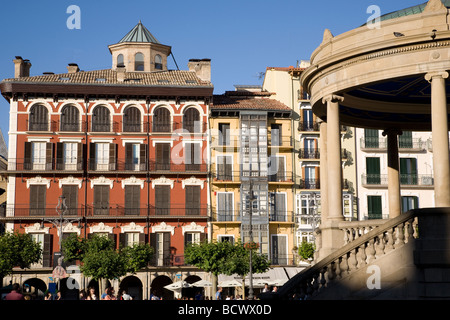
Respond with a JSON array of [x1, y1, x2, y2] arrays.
[[95, 78, 107, 82], [59, 76, 70, 81], [157, 79, 169, 84]]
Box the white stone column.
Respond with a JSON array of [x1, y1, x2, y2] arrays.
[[425, 71, 450, 207], [323, 94, 344, 221], [318, 118, 328, 221], [382, 129, 402, 218], [317, 95, 344, 260]]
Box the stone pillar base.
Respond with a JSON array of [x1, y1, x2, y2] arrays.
[[316, 220, 344, 262]]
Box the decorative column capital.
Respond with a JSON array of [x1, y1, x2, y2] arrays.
[[425, 71, 449, 83], [322, 94, 344, 104]]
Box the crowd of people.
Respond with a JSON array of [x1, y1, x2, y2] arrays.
[[3, 283, 279, 300]]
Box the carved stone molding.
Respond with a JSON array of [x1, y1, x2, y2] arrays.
[[182, 176, 204, 189], [152, 222, 175, 235], [121, 176, 145, 189], [26, 176, 51, 189], [59, 176, 83, 189], [90, 176, 114, 189], [182, 222, 205, 235], [121, 222, 145, 233], [25, 222, 49, 234], [151, 176, 174, 189], [90, 222, 113, 234]]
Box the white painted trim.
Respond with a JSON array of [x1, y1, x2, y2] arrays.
[[182, 176, 204, 189], [59, 176, 83, 189], [90, 222, 114, 234], [27, 137, 52, 143], [25, 222, 49, 234], [90, 138, 114, 143], [59, 137, 83, 143], [182, 222, 205, 235], [121, 138, 145, 147], [151, 176, 174, 189], [121, 176, 145, 189], [26, 176, 51, 189], [90, 176, 114, 189], [121, 222, 145, 233], [152, 222, 175, 235]]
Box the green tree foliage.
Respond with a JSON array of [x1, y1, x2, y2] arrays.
[[184, 240, 270, 277], [298, 241, 315, 261], [0, 232, 42, 278]]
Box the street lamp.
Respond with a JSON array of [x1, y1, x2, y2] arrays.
[[42, 195, 82, 267], [248, 182, 256, 300]]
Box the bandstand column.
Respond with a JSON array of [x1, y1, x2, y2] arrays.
[[318, 118, 328, 221], [317, 94, 344, 260], [425, 71, 450, 207], [382, 129, 402, 218], [323, 94, 344, 221]]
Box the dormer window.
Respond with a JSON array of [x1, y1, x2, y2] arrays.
[[135, 52, 145, 71]]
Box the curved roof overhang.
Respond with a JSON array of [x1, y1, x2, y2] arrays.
[[301, 0, 450, 131]]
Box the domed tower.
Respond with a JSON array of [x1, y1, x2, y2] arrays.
[[108, 21, 172, 72]]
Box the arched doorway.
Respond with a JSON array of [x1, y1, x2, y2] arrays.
[[183, 275, 201, 299], [23, 278, 46, 300], [151, 275, 173, 300], [119, 276, 143, 300]]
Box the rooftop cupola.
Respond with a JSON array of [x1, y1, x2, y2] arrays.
[[108, 21, 172, 72]]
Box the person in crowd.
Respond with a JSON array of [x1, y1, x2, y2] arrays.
[[215, 286, 222, 300], [86, 287, 97, 300], [5, 283, 24, 300]]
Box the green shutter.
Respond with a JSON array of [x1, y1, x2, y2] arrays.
[[364, 129, 379, 148], [366, 157, 380, 184], [368, 196, 382, 219]]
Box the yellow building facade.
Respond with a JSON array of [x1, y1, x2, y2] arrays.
[[210, 88, 296, 265]]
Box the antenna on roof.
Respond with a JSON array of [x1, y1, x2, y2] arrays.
[[170, 52, 180, 71]]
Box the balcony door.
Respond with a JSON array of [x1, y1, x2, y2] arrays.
[[366, 157, 380, 184], [364, 129, 379, 148], [400, 158, 418, 185]]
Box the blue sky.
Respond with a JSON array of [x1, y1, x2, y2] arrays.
[[0, 0, 425, 147]]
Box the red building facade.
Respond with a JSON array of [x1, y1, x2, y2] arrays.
[[0, 22, 213, 299]]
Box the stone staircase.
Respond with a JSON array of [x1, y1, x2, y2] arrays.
[[262, 208, 450, 300]]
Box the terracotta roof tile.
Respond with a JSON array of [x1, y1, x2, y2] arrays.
[[2, 69, 213, 88], [212, 94, 291, 112]]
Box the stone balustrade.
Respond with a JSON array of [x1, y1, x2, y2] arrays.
[[265, 210, 419, 300]]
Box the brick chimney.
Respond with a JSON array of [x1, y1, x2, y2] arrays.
[[188, 59, 211, 82], [67, 63, 80, 73], [13, 56, 32, 78]]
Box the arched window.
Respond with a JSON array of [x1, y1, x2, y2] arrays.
[[92, 106, 110, 132], [152, 107, 171, 132], [60, 105, 80, 131], [135, 52, 144, 71], [123, 106, 141, 132], [29, 104, 48, 131], [117, 54, 124, 67], [183, 108, 200, 133], [155, 55, 162, 70]]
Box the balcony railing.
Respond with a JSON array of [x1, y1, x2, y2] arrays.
[[86, 204, 209, 217], [361, 174, 434, 187], [268, 136, 293, 148], [360, 137, 427, 151], [299, 179, 320, 189], [212, 210, 295, 223], [299, 149, 320, 159], [298, 122, 319, 132], [211, 170, 295, 183], [11, 205, 85, 217]]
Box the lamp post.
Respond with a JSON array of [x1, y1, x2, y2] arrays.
[[248, 182, 256, 300], [41, 195, 82, 274]]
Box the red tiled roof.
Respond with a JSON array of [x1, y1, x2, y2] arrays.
[[212, 94, 291, 111]]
